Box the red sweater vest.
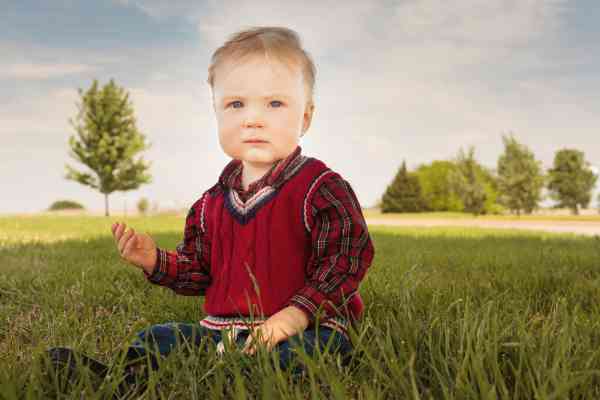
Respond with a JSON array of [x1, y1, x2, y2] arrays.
[[200, 157, 363, 322]]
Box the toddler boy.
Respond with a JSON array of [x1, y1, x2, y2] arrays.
[[49, 26, 374, 388]]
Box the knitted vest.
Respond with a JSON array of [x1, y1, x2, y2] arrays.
[[199, 157, 363, 322]]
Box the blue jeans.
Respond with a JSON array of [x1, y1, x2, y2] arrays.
[[125, 322, 353, 374]]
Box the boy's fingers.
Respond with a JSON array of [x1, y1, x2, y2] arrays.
[[117, 228, 128, 252], [113, 223, 126, 241], [242, 335, 256, 355], [121, 229, 135, 254], [242, 328, 274, 355], [118, 229, 135, 254], [122, 234, 137, 259]]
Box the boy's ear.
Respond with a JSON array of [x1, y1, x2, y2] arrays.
[[302, 102, 315, 134]]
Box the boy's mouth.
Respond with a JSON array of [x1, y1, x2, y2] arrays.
[[244, 139, 268, 143]]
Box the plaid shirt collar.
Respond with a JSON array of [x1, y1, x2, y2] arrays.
[[218, 145, 303, 196]]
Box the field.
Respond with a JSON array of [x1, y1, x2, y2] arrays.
[[362, 210, 600, 237], [1, 215, 600, 399]]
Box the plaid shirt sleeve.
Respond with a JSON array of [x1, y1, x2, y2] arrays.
[[144, 196, 212, 296], [288, 174, 375, 321]]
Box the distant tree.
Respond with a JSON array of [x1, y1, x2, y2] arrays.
[[137, 197, 150, 215], [547, 149, 597, 215], [451, 147, 487, 215], [48, 200, 85, 211], [479, 166, 504, 215], [65, 79, 152, 216], [497, 134, 544, 215], [381, 161, 425, 213], [597, 192, 600, 214], [416, 161, 463, 211]]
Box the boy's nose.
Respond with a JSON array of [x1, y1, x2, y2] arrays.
[[243, 106, 265, 128], [244, 118, 264, 128]]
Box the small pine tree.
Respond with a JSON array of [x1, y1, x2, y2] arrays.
[[381, 161, 424, 213], [65, 79, 152, 216], [547, 149, 597, 215]]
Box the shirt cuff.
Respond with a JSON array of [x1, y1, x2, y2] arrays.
[[287, 285, 333, 322], [143, 247, 165, 283], [288, 285, 364, 323]]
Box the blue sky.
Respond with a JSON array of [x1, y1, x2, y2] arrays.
[[2, 0, 599, 214]]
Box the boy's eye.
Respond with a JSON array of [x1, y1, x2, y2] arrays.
[[226, 100, 283, 108]]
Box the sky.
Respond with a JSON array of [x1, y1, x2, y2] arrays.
[[1, 0, 599, 214]]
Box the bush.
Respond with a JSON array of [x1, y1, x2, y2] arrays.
[[137, 197, 150, 215], [416, 160, 463, 212], [48, 200, 85, 211]]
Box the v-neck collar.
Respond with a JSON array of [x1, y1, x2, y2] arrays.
[[218, 146, 310, 225]]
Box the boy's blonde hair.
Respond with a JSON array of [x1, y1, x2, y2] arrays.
[[207, 26, 317, 104]]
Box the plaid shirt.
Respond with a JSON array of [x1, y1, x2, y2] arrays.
[[148, 146, 374, 331]]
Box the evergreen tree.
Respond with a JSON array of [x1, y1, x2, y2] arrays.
[[65, 79, 151, 216], [497, 134, 544, 215], [451, 147, 487, 215], [381, 161, 424, 213], [547, 149, 597, 215]]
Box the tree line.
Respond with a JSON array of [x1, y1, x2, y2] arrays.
[[381, 135, 598, 215]]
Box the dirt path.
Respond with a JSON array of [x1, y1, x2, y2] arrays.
[[365, 218, 600, 236]]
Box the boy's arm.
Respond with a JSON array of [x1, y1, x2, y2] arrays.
[[144, 197, 212, 296], [287, 174, 375, 322]]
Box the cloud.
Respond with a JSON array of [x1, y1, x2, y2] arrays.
[[392, 0, 566, 46], [0, 88, 79, 139], [118, 0, 379, 55], [127, 85, 214, 140], [196, 0, 379, 57], [0, 63, 96, 80], [113, 0, 205, 21]]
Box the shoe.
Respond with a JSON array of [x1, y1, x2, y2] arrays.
[[46, 347, 150, 398], [115, 362, 150, 397], [46, 347, 109, 392], [47, 347, 109, 379]]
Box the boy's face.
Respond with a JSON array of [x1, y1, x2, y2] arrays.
[[211, 55, 314, 168]]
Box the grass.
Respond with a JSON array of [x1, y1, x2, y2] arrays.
[[1, 215, 600, 398]]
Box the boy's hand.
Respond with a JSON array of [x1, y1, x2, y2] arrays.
[[111, 222, 157, 274], [242, 306, 309, 355]]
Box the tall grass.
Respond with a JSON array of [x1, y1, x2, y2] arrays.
[[1, 216, 600, 398]]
